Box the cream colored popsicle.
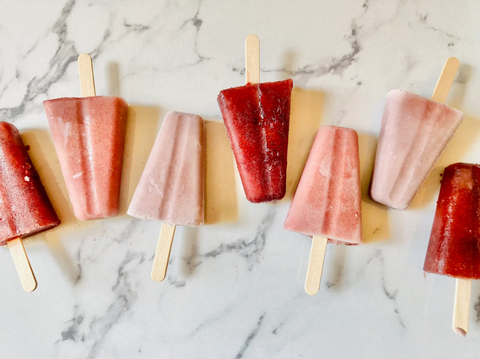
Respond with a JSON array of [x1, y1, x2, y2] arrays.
[[128, 111, 205, 281], [284, 125, 362, 294], [371, 57, 464, 209]]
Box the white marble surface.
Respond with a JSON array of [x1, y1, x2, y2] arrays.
[[1, 0, 480, 358]]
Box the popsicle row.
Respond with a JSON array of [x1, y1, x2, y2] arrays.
[[0, 37, 476, 336]]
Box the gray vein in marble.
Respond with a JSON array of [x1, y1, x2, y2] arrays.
[[0, 0, 117, 121], [55, 250, 143, 359], [179, 0, 210, 65], [185, 208, 276, 270], [57, 305, 85, 343], [87, 251, 142, 359], [0, 0, 78, 121], [368, 249, 406, 329], [112, 218, 140, 244], [234, 313, 266, 359], [271, 322, 283, 335], [190, 306, 235, 336], [231, 19, 361, 83], [474, 296, 480, 322], [123, 20, 151, 33], [418, 13, 460, 40]]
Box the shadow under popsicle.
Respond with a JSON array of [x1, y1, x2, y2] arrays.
[[176, 119, 238, 278], [410, 114, 480, 209], [176, 225, 199, 279], [21, 130, 97, 283], [283, 87, 325, 201], [324, 245, 347, 291], [118, 105, 162, 215], [357, 132, 390, 244], [204, 120, 238, 225]]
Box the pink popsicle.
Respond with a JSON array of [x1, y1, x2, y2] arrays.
[[44, 96, 128, 220], [371, 89, 464, 210], [127, 111, 205, 226], [284, 125, 362, 244]]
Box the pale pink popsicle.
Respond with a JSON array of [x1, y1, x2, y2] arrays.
[[284, 125, 362, 244], [127, 111, 205, 226], [371, 89, 464, 210], [43, 96, 128, 220]]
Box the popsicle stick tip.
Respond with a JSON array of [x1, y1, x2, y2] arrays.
[[151, 223, 176, 283], [446, 56, 460, 66], [453, 278, 471, 337], [245, 34, 260, 43], [151, 272, 166, 282], [24, 280, 37, 292], [78, 53, 92, 62], [305, 284, 319, 296], [304, 236, 328, 296], [78, 53, 96, 97], [7, 238, 38, 293]]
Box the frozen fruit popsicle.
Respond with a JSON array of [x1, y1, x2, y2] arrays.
[[128, 111, 205, 281], [43, 54, 128, 220], [423, 163, 480, 336], [0, 122, 60, 291], [371, 57, 464, 210], [284, 125, 362, 295], [217, 35, 293, 203]]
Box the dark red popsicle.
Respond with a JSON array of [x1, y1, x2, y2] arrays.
[[424, 163, 480, 279], [217, 79, 293, 203], [0, 122, 60, 246]]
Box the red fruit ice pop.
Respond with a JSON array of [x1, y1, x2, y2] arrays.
[[217, 35, 293, 203], [424, 163, 480, 336], [0, 122, 60, 291]]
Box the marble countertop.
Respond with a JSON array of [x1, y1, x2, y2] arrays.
[[1, 0, 480, 358]]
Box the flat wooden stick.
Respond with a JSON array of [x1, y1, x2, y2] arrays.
[[305, 236, 328, 295], [431, 57, 460, 103], [245, 34, 260, 84], [453, 278, 471, 336], [78, 53, 96, 97], [7, 238, 37, 292], [151, 223, 176, 282]]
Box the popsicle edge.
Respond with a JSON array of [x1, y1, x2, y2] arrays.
[[453, 278, 471, 336], [305, 236, 328, 295], [7, 238, 37, 292]]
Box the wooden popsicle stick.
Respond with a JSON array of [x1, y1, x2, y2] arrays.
[[78, 53, 96, 97], [245, 34, 260, 84], [151, 223, 176, 282], [431, 57, 460, 103], [305, 236, 328, 295], [453, 278, 472, 336], [7, 238, 37, 292]]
